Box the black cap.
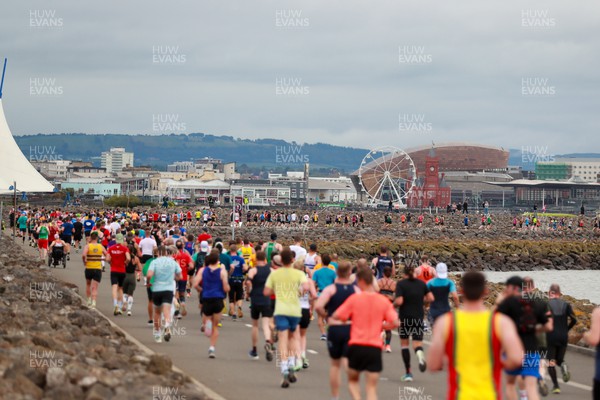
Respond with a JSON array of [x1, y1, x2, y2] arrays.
[[270, 233, 277, 241]]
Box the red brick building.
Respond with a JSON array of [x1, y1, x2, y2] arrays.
[[407, 147, 452, 208]]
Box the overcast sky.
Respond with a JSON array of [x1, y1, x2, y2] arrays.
[[1, 0, 599, 155]]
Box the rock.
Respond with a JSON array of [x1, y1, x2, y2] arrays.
[[147, 354, 173, 375], [86, 383, 113, 400], [13, 374, 43, 399], [130, 355, 150, 365], [44, 383, 84, 400], [77, 376, 98, 388], [46, 367, 67, 388]]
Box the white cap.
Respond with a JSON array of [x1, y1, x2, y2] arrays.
[[436, 262, 448, 279], [200, 241, 210, 252]]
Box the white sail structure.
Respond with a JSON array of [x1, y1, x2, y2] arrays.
[[0, 60, 55, 194]]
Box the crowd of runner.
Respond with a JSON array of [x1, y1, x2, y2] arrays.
[[5, 206, 600, 400]]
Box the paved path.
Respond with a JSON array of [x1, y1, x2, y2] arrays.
[[18, 240, 595, 400]]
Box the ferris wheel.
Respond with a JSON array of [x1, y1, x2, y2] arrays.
[[358, 146, 416, 207]]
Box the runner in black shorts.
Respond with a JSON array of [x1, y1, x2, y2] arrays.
[[394, 265, 434, 382], [315, 261, 356, 399], [246, 251, 275, 359]]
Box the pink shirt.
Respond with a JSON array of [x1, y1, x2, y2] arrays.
[[335, 291, 398, 349]]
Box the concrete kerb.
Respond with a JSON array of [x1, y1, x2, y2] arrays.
[[64, 280, 228, 400]]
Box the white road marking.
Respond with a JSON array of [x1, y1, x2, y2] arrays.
[[564, 381, 592, 391], [307, 349, 318, 354], [244, 324, 252, 328]]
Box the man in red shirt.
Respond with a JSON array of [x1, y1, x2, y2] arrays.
[[197, 227, 212, 244], [331, 268, 399, 400], [173, 239, 194, 317], [106, 234, 130, 316]]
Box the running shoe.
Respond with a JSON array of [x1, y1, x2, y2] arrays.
[[208, 347, 216, 359], [237, 308, 243, 319], [122, 304, 127, 313], [385, 345, 392, 353], [401, 373, 414, 382], [86, 298, 92, 307], [181, 303, 187, 317], [302, 357, 309, 369], [232, 315, 237, 321], [264, 343, 274, 362], [127, 311, 132, 317], [416, 349, 427, 372], [147, 320, 153, 326], [91, 300, 96, 309], [288, 367, 297, 383], [552, 386, 560, 394], [154, 332, 162, 343], [538, 379, 549, 397], [204, 320, 213, 337], [320, 334, 327, 341], [248, 349, 259, 360], [561, 363, 570, 382], [113, 306, 119, 316], [163, 327, 172, 342], [281, 373, 290, 388], [217, 322, 222, 327], [117, 308, 123, 316]]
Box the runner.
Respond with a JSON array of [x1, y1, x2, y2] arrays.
[[414, 255, 436, 283], [313, 254, 337, 341], [73, 217, 83, 252], [262, 233, 283, 263], [60, 216, 74, 260], [139, 232, 157, 265], [245, 251, 274, 361], [83, 214, 95, 243], [264, 247, 309, 388], [394, 264, 434, 382], [228, 244, 247, 320], [122, 240, 141, 316], [142, 253, 157, 325], [106, 234, 131, 316], [36, 220, 50, 261], [82, 231, 107, 309], [330, 268, 399, 400], [377, 266, 397, 353], [17, 212, 28, 243], [146, 246, 182, 343], [304, 243, 321, 275], [192, 249, 230, 358], [173, 239, 194, 318], [427, 271, 524, 399], [315, 261, 356, 400], [294, 258, 318, 370], [426, 262, 459, 326], [289, 236, 307, 260], [371, 246, 394, 280], [546, 283, 577, 394], [496, 276, 553, 400]]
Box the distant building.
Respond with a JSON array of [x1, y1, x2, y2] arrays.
[[407, 147, 452, 208], [60, 178, 121, 197], [32, 160, 71, 180], [536, 158, 600, 182], [101, 147, 134, 173], [166, 158, 240, 181], [308, 177, 357, 203]]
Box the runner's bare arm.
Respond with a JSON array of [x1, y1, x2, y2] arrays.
[[497, 314, 524, 370], [191, 267, 204, 291], [426, 313, 450, 371], [221, 268, 230, 293], [315, 285, 335, 318], [424, 292, 434, 303], [583, 307, 600, 346]]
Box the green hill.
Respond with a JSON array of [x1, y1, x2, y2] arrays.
[[15, 133, 368, 173]]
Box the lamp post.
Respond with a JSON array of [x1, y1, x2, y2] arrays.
[[231, 181, 235, 241]]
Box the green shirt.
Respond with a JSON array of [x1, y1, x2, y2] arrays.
[[38, 226, 49, 239], [142, 258, 156, 287]]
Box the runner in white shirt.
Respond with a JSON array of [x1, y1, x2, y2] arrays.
[[289, 237, 307, 260]]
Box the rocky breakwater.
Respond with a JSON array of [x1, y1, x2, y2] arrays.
[[207, 225, 600, 272], [0, 237, 215, 400]]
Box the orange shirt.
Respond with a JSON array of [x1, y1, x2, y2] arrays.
[[415, 264, 435, 283], [335, 291, 398, 349]]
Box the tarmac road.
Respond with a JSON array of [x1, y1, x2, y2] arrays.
[[18, 240, 595, 400]]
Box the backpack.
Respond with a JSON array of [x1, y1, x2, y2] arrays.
[[518, 298, 538, 334]]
